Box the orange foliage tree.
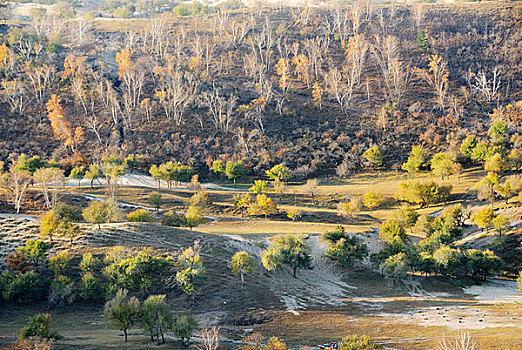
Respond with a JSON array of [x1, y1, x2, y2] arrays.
[[46, 94, 83, 152]]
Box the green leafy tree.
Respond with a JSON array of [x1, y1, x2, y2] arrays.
[[185, 205, 204, 229], [466, 249, 503, 280], [127, 208, 154, 222], [471, 207, 496, 231], [323, 226, 368, 268], [379, 220, 406, 244], [176, 241, 206, 298], [264, 234, 313, 278], [265, 163, 291, 182], [430, 152, 459, 180], [172, 312, 198, 346], [230, 251, 255, 285], [3, 270, 44, 303], [484, 153, 507, 173], [401, 145, 426, 173], [142, 294, 173, 345], [363, 145, 383, 167], [395, 180, 451, 207], [17, 240, 50, 266], [492, 214, 509, 237], [148, 191, 162, 211], [471, 141, 491, 163], [488, 120, 509, 146], [79, 272, 104, 302], [261, 245, 283, 273], [18, 314, 62, 341], [79, 252, 101, 273], [249, 179, 268, 194], [103, 289, 141, 342], [474, 172, 500, 202], [211, 159, 225, 174], [249, 194, 277, 219], [69, 166, 86, 186], [48, 251, 71, 276], [433, 245, 461, 276], [104, 250, 170, 292], [460, 135, 478, 160], [225, 160, 246, 184], [416, 29, 429, 51], [380, 252, 408, 282], [85, 164, 103, 188], [124, 154, 146, 173], [393, 207, 419, 229], [83, 200, 116, 229], [149, 164, 163, 188]]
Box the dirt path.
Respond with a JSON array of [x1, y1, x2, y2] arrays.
[[266, 235, 357, 311]]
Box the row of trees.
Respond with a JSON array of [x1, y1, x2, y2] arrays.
[[372, 205, 504, 282]]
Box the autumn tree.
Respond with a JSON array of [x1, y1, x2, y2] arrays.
[[363, 145, 383, 167], [104, 289, 141, 343], [230, 251, 255, 285], [415, 55, 449, 109], [402, 145, 426, 173], [69, 166, 85, 186], [430, 152, 459, 180], [46, 94, 83, 153]]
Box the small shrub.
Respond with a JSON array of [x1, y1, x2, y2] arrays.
[[18, 314, 62, 341], [48, 251, 71, 276], [172, 312, 198, 346], [3, 271, 44, 304], [79, 272, 104, 302], [162, 211, 186, 227], [127, 209, 154, 223], [48, 275, 75, 306], [79, 253, 101, 273]]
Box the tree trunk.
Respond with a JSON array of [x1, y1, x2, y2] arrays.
[[90, 179, 94, 189], [124, 329, 128, 342], [241, 273, 244, 285], [293, 267, 297, 278]]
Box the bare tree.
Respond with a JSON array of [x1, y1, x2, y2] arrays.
[[8, 168, 31, 214], [34, 167, 65, 209], [1, 79, 26, 115], [372, 35, 410, 104], [24, 62, 55, 103], [200, 88, 238, 133], [154, 58, 197, 126], [469, 66, 502, 102], [195, 327, 220, 350], [411, 3, 424, 31]]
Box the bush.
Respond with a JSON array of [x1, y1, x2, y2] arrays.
[[79, 272, 104, 302], [127, 209, 154, 223], [162, 211, 186, 227], [187, 191, 212, 209], [338, 334, 382, 350], [18, 314, 62, 341], [83, 201, 116, 229], [48, 275, 75, 306], [17, 240, 50, 266], [48, 251, 71, 276], [79, 253, 101, 273], [103, 250, 171, 291], [172, 312, 198, 346], [3, 271, 44, 304]]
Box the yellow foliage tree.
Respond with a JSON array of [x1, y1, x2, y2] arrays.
[[115, 49, 133, 79], [46, 94, 83, 152]]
